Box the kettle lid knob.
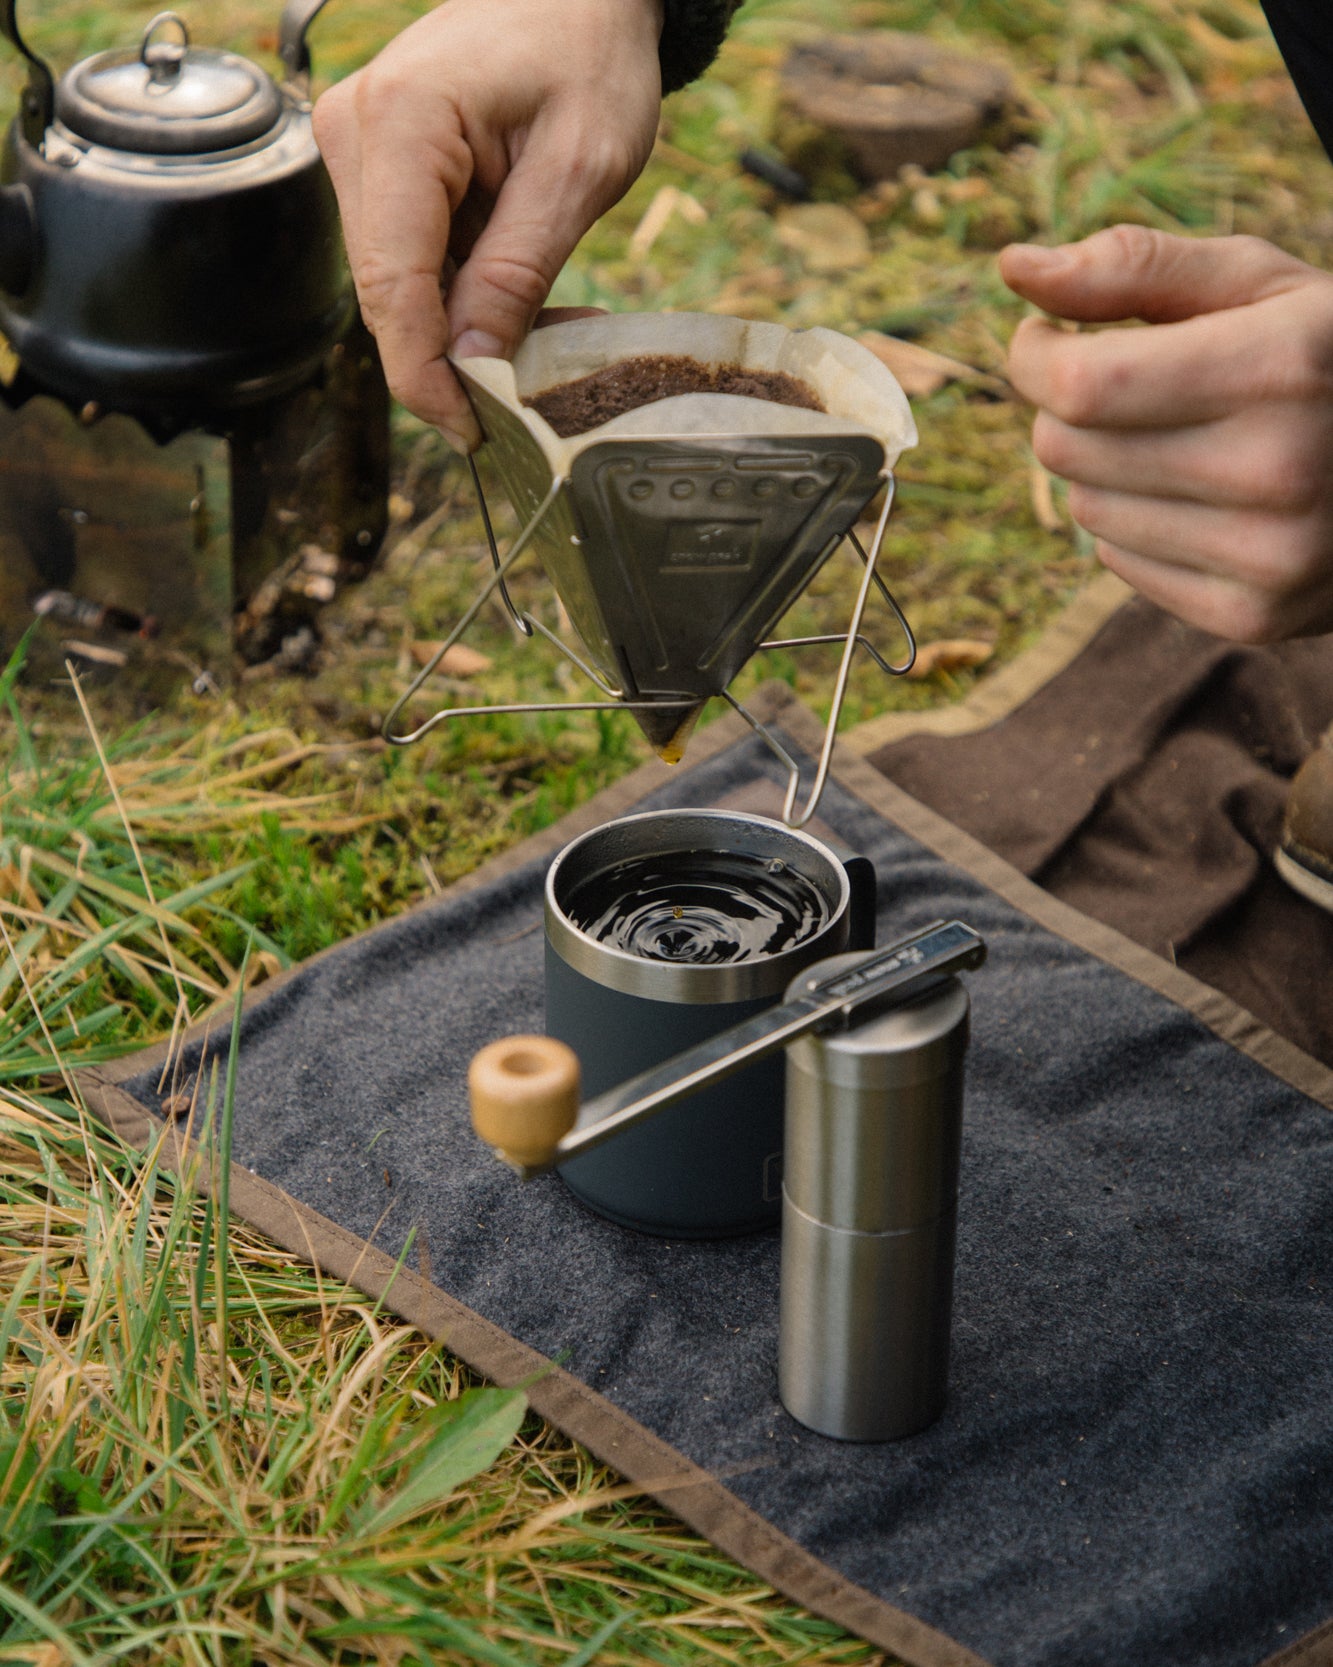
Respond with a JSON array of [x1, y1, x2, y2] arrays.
[[140, 11, 189, 82], [55, 13, 284, 156]]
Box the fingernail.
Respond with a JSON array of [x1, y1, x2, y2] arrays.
[[452, 330, 504, 361], [1007, 243, 1074, 272], [439, 425, 476, 456]]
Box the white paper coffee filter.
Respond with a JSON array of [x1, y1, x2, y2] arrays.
[[456, 312, 917, 476]]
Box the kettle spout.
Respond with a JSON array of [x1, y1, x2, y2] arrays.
[[0, 182, 35, 296]]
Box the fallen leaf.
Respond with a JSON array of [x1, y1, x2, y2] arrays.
[[910, 186, 945, 227], [628, 185, 708, 262], [904, 638, 994, 679], [857, 330, 1010, 399], [705, 265, 789, 318], [409, 641, 492, 677], [944, 176, 990, 203], [299, 544, 340, 577], [776, 202, 871, 274]]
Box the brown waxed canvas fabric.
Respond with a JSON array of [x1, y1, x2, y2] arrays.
[[864, 595, 1333, 1064]]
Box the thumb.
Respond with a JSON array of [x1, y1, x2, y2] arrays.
[[999, 225, 1312, 325]]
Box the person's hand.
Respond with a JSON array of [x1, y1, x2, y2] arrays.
[[1001, 226, 1333, 641], [313, 0, 664, 452]]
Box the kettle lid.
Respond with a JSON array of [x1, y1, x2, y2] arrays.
[[55, 11, 283, 155]]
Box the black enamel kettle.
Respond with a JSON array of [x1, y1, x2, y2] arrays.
[[0, 0, 350, 423]]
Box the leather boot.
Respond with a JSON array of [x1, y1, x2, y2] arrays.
[[1276, 726, 1333, 912]]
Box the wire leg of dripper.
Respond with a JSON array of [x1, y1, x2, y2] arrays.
[[470, 453, 531, 636], [381, 468, 699, 742], [523, 615, 622, 697], [760, 536, 915, 675], [788, 478, 902, 825], [719, 689, 808, 820], [381, 474, 565, 744], [743, 478, 906, 827], [848, 518, 916, 676]]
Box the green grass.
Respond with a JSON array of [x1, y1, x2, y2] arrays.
[[3, 0, 1332, 1657], [1, 1082, 874, 1663]]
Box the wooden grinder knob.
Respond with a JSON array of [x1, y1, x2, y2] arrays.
[[469, 1035, 581, 1170]]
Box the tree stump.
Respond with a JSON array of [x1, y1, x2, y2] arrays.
[[781, 33, 1014, 180]]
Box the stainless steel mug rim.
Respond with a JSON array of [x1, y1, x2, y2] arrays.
[[545, 808, 852, 1003]]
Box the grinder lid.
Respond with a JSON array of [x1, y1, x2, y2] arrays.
[[55, 12, 283, 155]]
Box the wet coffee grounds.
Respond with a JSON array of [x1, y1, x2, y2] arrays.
[[526, 354, 825, 437]]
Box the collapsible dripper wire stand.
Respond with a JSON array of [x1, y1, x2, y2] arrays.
[[381, 315, 919, 828]]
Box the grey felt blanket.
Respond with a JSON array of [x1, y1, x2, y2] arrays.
[[119, 721, 1333, 1667]]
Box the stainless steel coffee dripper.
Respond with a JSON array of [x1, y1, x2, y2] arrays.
[[382, 314, 919, 826], [470, 918, 986, 1440]]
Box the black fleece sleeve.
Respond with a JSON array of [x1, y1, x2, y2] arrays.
[[1260, 1, 1333, 163], [659, 0, 744, 94]]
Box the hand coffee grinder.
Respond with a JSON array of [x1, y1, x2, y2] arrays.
[[0, 0, 389, 692], [472, 919, 987, 1442]]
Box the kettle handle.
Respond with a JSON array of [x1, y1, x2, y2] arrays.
[[1, 0, 54, 146], [278, 0, 330, 84]]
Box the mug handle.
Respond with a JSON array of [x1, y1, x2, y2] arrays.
[[818, 837, 877, 954]]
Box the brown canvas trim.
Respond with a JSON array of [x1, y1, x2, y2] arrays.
[[1258, 1615, 1333, 1667], [79, 1064, 990, 1667], [846, 571, 1133, 755], [78, 677, 1333, 1667]]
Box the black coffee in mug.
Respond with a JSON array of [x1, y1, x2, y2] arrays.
[[544, 809, 870, 1237], [562, 846, 831, 965]]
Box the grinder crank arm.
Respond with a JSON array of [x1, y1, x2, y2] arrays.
[[469, 919, 986, 1178]]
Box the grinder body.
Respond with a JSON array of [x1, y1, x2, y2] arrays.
[[779, 957, 969, 1440]]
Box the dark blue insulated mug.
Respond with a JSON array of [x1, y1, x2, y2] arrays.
[[544, 808, 871, 1237]]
